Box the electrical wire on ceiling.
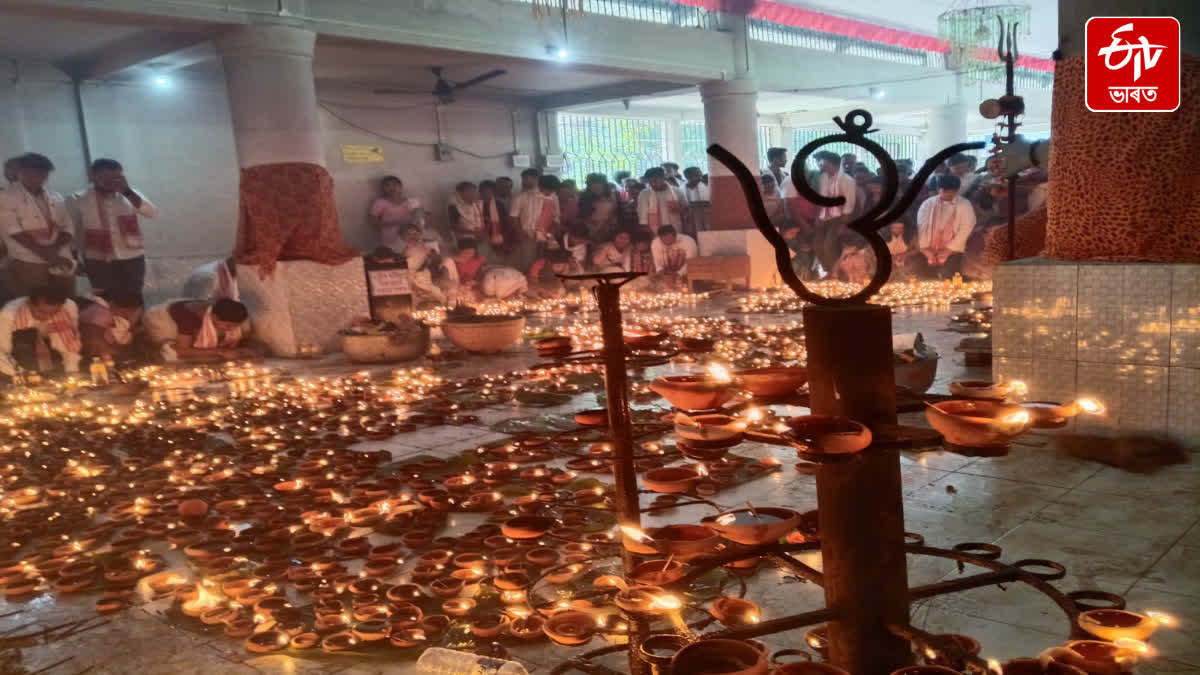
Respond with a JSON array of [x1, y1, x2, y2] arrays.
[[317, 101, 515, 160], [783, 63, 1009, 95]]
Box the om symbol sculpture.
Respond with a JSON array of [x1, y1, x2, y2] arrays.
[[707, 109, 984, 305]]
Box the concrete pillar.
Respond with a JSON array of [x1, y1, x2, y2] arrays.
[[701, 77, 759, 230], [218, 24, 324, 168], [924, 102, 968, 161]]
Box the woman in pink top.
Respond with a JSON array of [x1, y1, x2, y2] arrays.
[[368, 175, 424, 252]]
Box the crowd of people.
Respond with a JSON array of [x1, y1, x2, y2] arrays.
[[0, 152, 256, 381], [0, 142, 1045, 381], [368, 147, 1046, 305]]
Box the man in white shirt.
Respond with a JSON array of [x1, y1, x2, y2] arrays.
[[813, 151, 857, 273], [764, 147, 790, 195], [650, 225, 697, 288], [0, 153, 74, 298], [638, 167, 685, 235], [0, 285, 81, 378], [69, 158, 158, 296], [914, 174, 976, 278]]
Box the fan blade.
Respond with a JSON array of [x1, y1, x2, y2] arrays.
[[452, 69, 506, 90]]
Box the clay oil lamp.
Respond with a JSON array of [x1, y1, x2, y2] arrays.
[[535, 335, 573, 357], [245, 629, 290, 654], [948, 380, 1023, 400], [710, 596, 761, 627], [1059, 640, 1141, 674], [351, 619, 391, 643], [650, 365, 738, 411], [622, 524, 720, 557], [640, 633, 690, 673], [632, 559, 687, 586], [643, 466, 702, 494], [786, 416, 872, 455], [389, 627, 427, 648], [452, 552, 487, 570], [545, 560, 589, 585], [420, 614, 450, 638], [290, 632, 320, 650], [1077, 609, 1161, 642], [624, 329, 668, 349], [443, 598, 476, 617], [471, 613, 510, 639], [675, 413, 747, 443], [614, 585, 666, 615], [924, 634, 981, 670], [321, 631, 358, 652], [926, 400, 1033, 450], [429, 577, 464, 598], [702, 507, 801, 545], [509, 614, 546, 640], [574, 408, 608, 427], [1021, 397, 1106, 428], [671, 638, 768, 675], [524, 547, 559, 567], [544, 610, 596, 646], [502, 515, 554, 540], [735, 366, 808, 399]]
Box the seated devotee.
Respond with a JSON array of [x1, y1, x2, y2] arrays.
[[638, 167, 685, 235], [529, 249, 583, 299], [369, 175, 423, 253], [452, 238, 487, 301], [69, 158, 158, 295], [592, 229, 633, 272], [829, 234, 874, 285], [884, 221, 916, 279], [782, 226, 819, 281], [0, 153, 75, 298], [183, 256, 239, 301], [561, 225, 590, 269], [760, 174, 788, 229], [77, 288, 144, 363], [0, 286, 81, 379], [913, 175, 975, 279], [579, 173, 618, 244], [144, 297, 254, 362], [626, 229, 656, 290], [398, 224, 457, 306], [650, 225, 697, 289]]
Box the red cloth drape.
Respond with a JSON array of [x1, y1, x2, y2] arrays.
[[673, 0, 1055, 72], [234, 162, 359, 276]]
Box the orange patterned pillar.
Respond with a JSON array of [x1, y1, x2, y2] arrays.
[[702, 78, 759, 230]]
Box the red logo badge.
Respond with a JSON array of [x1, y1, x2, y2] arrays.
[[1085, 16, 1180, 112]]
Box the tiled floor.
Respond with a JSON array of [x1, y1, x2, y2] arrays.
[[1, 298, 1196, 674]]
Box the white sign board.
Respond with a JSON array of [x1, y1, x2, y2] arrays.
[[367, 268, 412, 296]]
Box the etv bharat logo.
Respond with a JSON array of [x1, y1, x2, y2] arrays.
[[1085, 17, 1181, 112]]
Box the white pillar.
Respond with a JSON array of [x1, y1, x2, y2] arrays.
[[700, 77, 759, 230], [924, 102, 968, 160], [218, 24, 324, 168]]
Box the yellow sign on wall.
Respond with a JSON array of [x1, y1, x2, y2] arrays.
[[341, 145, 385, 163]]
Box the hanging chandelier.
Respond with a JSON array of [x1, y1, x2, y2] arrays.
[[938, 3, 1030, 81]]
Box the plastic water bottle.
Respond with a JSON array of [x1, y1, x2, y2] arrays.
[[416, 647, 529, 675]]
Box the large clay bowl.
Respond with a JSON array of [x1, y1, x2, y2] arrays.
[[926, 400, 1032, 448], [1059, 640, 1139, 675], [736, 366, 808, 398], [342, 329, 430, 363], [1077, 609, 1157, 642], [643, 466, 701, 494], [649, 376, 736, 411], [544, 610, 596, 646], [786, 415, 871, 454], [672, 638, 768, 675], [442, 315, 526, 354], [703, 508, 801, 546]]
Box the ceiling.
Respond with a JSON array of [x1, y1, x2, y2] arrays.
[[774, 0, 1060, 61], [0, 13, 153, 63]]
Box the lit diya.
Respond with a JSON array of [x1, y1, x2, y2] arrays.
[[544, 610, 596, 646], [674, 413, 746, 443], [1021, 397, 1106, 428], [1077, 609, 1160, 642], [502, 515, 554, 539], [785, 415, 871, 454], [643, 466, 702, 494], [624, 329, 668, 349], [649, 364, 738, 411], [702, 507, 801, 546], [621, 524, 721, 556], [948, 380, 1023, 400], [925, 400, 1033, 451], [709, 596, 761, 626], [735, 366, 808, 398]]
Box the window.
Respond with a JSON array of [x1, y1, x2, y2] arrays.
[[557, 113, 668, 184], [757, 125, 773, 170], [679, 120, 708, 173], [790, 128, 923, 174]]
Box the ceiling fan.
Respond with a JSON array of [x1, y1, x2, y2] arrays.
[[374, 66, 507, 104]]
